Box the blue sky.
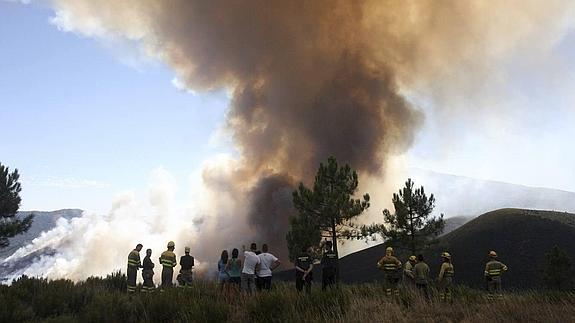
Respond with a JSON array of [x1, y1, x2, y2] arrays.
[[2, 1, 575, 213], [1, 2, 229, 212]]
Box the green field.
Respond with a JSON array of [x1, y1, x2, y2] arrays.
[[1, 273, 574, 322]]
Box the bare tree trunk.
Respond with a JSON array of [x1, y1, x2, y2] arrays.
[[331, 216, 339, 283]]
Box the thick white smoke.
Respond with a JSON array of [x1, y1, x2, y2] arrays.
[[3, 167, 212, 282]]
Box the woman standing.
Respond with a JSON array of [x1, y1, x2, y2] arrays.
[[218, 250, 230, 288], [226, 248, 242, 289]]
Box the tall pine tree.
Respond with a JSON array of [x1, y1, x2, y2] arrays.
[[286, 157, 370, 261], [382, 178, 444, 255], [0, 162, 33, 248]]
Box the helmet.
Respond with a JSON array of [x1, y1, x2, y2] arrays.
[[386, 247, 393, 255], [185, 246, 190, 253], [167, 241, 175, 248], [489, 250, 497, 258], [441, 252, 451, 259], [409, 255, 417, 262]]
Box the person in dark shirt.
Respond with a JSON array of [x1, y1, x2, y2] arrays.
[[178, 246, 194, 286], [295, 246, 314, 294], [321, 241, 338, 290], [142, 249, 155, 292]]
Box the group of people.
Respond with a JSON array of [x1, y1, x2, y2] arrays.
[[377, 247, 509, 301], [126, 241, 282, 293], [216, 242, 281, 293], [126, 241, 195, 293], [127, 241, 508, 300]]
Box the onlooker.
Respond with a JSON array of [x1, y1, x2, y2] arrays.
[[256, 244, 281, 291], [227, 248, 242, 288], [321, 241, 338, 290], [177, 246, 194, 286], [218, 250, 230, 285], [241, 243, 260, 294], [142, 248, 155, 292], [414, 254, 430, 299], [295, 246, 314, 294]]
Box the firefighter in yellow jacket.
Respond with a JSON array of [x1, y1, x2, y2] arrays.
[[485, 250, 508, 299], [438, 252, 455, 302], [377, 246, 402, 297], [160, 241, 177, 288], [127, 243, 143, 293]]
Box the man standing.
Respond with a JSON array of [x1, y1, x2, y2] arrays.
[[377, 246, 402, 297], [321, 241, 338, 290], [127, 244, 143, 293], [438, 252, 455, 302], [178, 246, 194, 286], [142, 248, 155, 292], [241, 243, 260, 294], [403, 255, 417, 287], [485, 250, 508, 300], [159, 241, 177, 289], [295, 246, 314, 294], [257, 243, 281, 291], [413, 254, 430, 299]]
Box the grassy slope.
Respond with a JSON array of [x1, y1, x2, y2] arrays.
[[1, 274, 575, 322], [330, 208, 575, 289]]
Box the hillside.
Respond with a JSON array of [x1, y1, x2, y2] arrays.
[[327, 208, 575, 289], [0, 209, 83, 260]]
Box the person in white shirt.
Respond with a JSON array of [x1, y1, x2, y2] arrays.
[[256, 243, 281, 290], [241, 242, 260, 293]]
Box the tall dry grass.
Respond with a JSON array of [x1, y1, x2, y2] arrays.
[[1, 274, 574, 322]]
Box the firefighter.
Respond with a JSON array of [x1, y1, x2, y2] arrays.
[[413, 254, 430, 299], [438, 252, 454, 302], [403, 255, 417, 287], [142, 248, 155, 292], [485, 250, 508, 300], [178, 246, 194, 286], [321, 240, 338, 290], [127, 243, 143, 293], [159, 241, 177, 289], [377, 246, 402, 297]]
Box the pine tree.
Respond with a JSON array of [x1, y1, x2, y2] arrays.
[[0, 162, 33, 248], [286, 157, 370, 262], [382, 178, 444, 255], [541, 245, 573, 290]]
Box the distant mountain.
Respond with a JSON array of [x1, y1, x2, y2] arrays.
[[0, 209, 82, 260], [318, 208, 575, 289], [410, 169, 575, 216]]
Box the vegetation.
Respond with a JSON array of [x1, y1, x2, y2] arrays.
[[542, 245, 573, 290], [287, 156, 370, 261], [363, 178, 444, 255], [1, 274, 574, 322], [0, 162, 33, 248]]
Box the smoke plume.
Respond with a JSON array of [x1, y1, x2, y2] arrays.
[[3, 0, 575, 280]]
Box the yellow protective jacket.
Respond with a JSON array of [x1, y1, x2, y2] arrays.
[[485, 260, 507, 277], [127, 249, 141, 269], [160, 250, 177, 268], [377, 255, 402, 273], [438, 262, 454, 281]]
